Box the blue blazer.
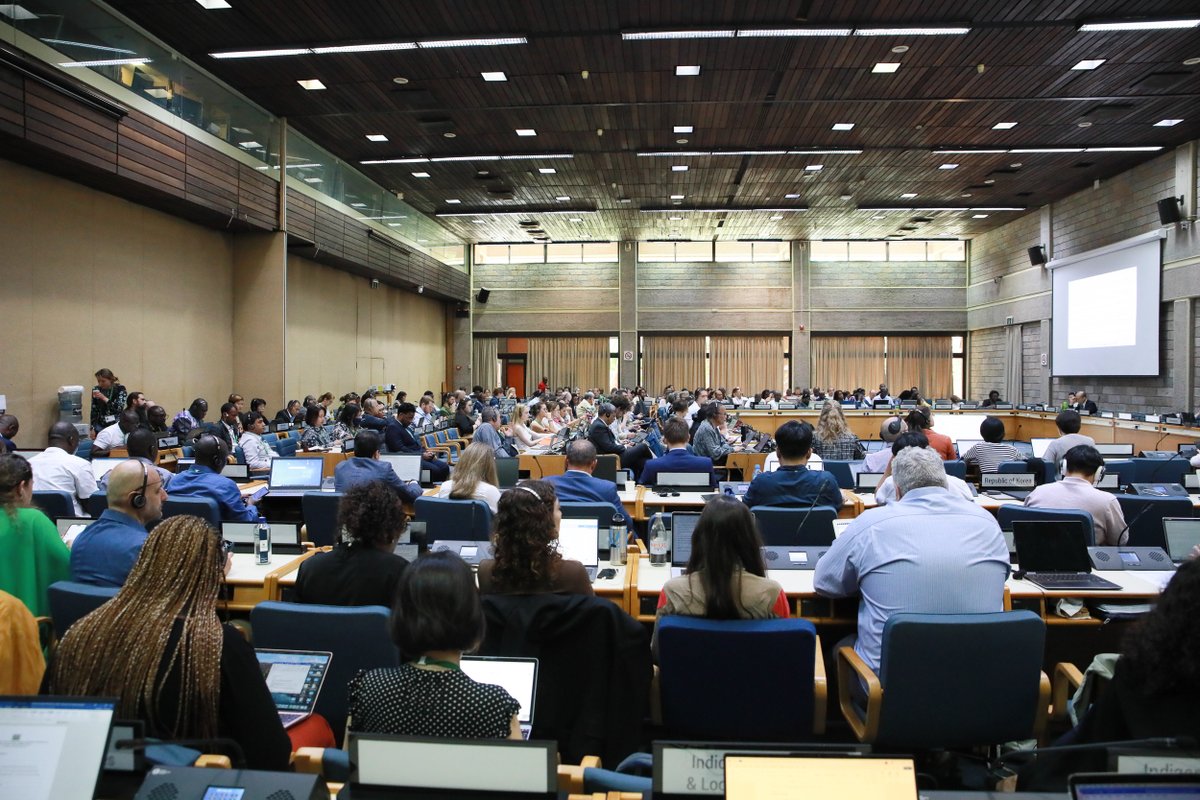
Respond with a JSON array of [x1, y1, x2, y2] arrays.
[[546, 470, 633, 527], [640, 448, 719, 488], [334, 457, 423, 500]]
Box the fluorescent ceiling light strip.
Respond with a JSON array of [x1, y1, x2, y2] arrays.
[[737, 28, 853, 37], [499, 153, 574, 160], [435, 209, 596, 217], [854, 26, 970, 36], [60, 57, 150, 67], [311, 42, 417, 53], [418, 37, 527, 48], [621, 30, 735, 40], [787, 149, 863, 154], [639, 207, 807, 213], [360, 157, 430, 164], [211, 47, 311, 59], [716, 150, 789, 156], [637, 151, 710, 157], [429, 155, 502, 162], [41, 38, 136, 54], [1008, 147, 1084, 153], [1084, 146, 1163, 152], [931, 149, 1007, 154], [972, 207, 1026, 211], [1079, 19, 1200, 31]]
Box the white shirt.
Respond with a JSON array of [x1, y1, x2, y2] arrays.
[[238, 431, 278, 471], [861, 447, 893, 474], [435, 479, 502, 513], [93, 423, 127, 452], [874, 473, 974, 505], [29, 446, 98, 516]]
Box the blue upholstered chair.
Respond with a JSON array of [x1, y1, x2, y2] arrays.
[[751, 505, 837, 546], [1115, 495, 1192, 549], [47, 581, 119, 639], [657, 616, 826, 739], [943, 459, 967, 480], [996, 505, 1096, 546], [998, 459, 1054, 484], [414, 496, 493, 543], [275, 437, 299, 457], [837, 611, 1049, 748], [85, 491, 109, 518], [250, 601, 398, 745], [32, 490, 76, 520], [301, 491, 344, 547], [821, 460, 861, 490], [1121, 457, 1192, 488], [161, 496, 220, 528]]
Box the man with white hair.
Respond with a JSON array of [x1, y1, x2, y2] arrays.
[[814, 445, 1009, 674]]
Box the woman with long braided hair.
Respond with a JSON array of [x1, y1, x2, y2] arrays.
[[45, 515, 290, 769]]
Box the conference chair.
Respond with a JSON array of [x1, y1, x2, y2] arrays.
[[301, 491, 343, 547], [47, 581, 119, 640], [233, 445, 246, 465], [944, 459, 967, 480], [561, 502, 622, 528], [656, 616, 826, 739], [275, 437, 299, 457], [73, 438, 93, 461], [821, 460, 861, 490], [31, 490, 75, 520], [161, 496, 220, 528], [996, 506, 1096, 546], [413, 496, 492, 544], [751, 505, 838, 546], [1099, 459, 1135, 490], [85, 492, 108, 518], [837, 611, 1049, 749], [250, 601, 398, 746], [261, 432, 280, 446], [1121, 457, 1192, 487], [421, 432, 459, 464], [1115, 495, 1192, 549]]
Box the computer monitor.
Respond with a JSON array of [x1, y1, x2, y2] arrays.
[[0, 696, 116, 800], [379, 454, 421, 483]]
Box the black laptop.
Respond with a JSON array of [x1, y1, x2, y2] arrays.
[[1013, 521, 1121, 591]]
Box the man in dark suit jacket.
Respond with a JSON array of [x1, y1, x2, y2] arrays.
[[639, 418, 719, 488], [212, 402, 241, 453], [546, 440, 633, 528], [588, 402, 653, 482], [1073, 391, 1099, 415], [384, 402, 450, 482]]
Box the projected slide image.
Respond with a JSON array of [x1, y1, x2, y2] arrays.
[[1067, 267, 1137, 350]]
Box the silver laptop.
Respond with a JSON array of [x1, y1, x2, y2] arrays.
[[266, 457, 325, 496], [855, 471, 884, 492], [556, 518, 599, 581], [1030, 438, 1055, 459], [221, 521, 302, 553], [1162, 517, 1200, 565], [460, 656, 539, 739], [955, 439, 983, 457], [256, 648, 332, 728], [670, 512, 702, 577], [379, 454, 422, 483], [717, 481, 751, 497], [90, 457, 128, 482]]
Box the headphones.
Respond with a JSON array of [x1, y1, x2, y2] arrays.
[[885, 417, 903, 436], [131, 461, 149, 509], [1060, 458, 1105, 485]]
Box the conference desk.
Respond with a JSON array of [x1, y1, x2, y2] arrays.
[[221, 550, 317, 611], [626, 487, 863, 522]]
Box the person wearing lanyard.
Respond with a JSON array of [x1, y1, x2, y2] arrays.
[[90, 368, 127, 435]]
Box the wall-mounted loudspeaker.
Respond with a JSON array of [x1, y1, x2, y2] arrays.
[[476, 288, 491, 304], [1027, 245, 1047, 266], [1158, 196, 1183, 225]]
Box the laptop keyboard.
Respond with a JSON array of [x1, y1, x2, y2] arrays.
[[1026, 572, 1121, 590]]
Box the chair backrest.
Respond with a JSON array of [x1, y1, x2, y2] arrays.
[[161, 496, 220, 528], [262, 432, 280, 446], [943, 459, 967, 480], [657, 616, 819, 740], [32, 490, 75, 520], [276, 438, 299, 457], [821, 460, 860, 490], [876, 611, 1046, 749], [594, 454, 619, 484], [233, 445, 246, 465], [301, 491, 344, 547], [48, 580, 119, 638], [560, 502, 619, 528], [250, 601, 397, 746], [1115, 495, 1193, 548], [751, 505, 837, 546], [74, 438, 93, 460], [414, 496, 493, 543], [85, 492, 109, 518], [1123, 457, 1193, 487], [996, 505, 1096, 546], [997, 459, 1053, 483]]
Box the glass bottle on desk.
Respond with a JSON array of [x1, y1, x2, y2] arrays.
[[255, 516, 271, 565], [649, 513, 670, 566]]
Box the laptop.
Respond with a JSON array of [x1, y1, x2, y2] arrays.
[[56, 516, 95, 545], [1070, 773, 1200, 800], [0, 695, 116, 800], [1162, 517, 1200, 565], [459, 656, 539, 739], [1095, 472, 1121, 492], [222, 463, 250, 482], [725, 755, 917, 800], [980, 471, 1037, 500], [155, 434, 180, 449], [431, 540, 493, 564], [955, 439, 983, 458], [557, 517, 600, 581], [717, 481, 750, 498], [863, 440, 888, 453], [655, 471, 711, 493], [256, 649, 332, 729], [90, 457, 128, 482], [1013, 521, 1122, 591], [495, 457, 520, 489], [855, 472, 884, 493], [653, 741, 870, 800], [1178, 442, 1200, 459], [266, 457, 325, 497], [221, 521, 303, 554], [669, 512, 702, 577], [593, 456, 618, 484], [1095, 442, 1135, 457], [1030, 438, 1055, 459], [379, 454, 421, 483]]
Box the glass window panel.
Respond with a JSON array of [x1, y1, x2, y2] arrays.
[[847, 241, 887, 261], [508, 244, 545, 264], [810, 241, 848, 261], [638, 241, 676, 262], [474, 244, 510, 265], [715, 241, 753, 262], [675, 241, 713, 262], [546, 243, 583, 263], [952, 336, 964, 354], [888, 241, 927, 261], [430, 245, 464, 266], [752, 241, 790, 262], [582, 242, 619, 262], [926, 240, 966, 261]]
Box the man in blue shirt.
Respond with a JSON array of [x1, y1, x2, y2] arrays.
[[546, 440, 633, 528], [743, 421, 843, 509], [472, 407, 512, 457], [640, 418, 718, 488], [70, 459, 167, 586], [334, 430, 423, 501], [167, 434, 260, 522], [384, 402, 450, 482]]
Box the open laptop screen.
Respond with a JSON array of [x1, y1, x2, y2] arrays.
[[256, 649, 331, 715], [557, 518, 599, 567], [90, 458, 128, 482], [1163, 518, 1200, 563], [0, 696, 116, 800], [379, 454, 422, 483], [1013, 521, 1092, 572], [268, 457, 324, 489], [459, 656, 538, 726], [1030, 438, 1055, 459], [671, 512, 702, 567]]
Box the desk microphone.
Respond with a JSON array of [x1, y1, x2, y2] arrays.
[[997, 736, 1197, 763]]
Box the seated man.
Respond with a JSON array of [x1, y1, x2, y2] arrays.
[[743, 421, 842, 509], [99, 429, 173, 492], [359, 397, 389, 432], [546, 440, 633, 528], [1041, 409, 1095, 469], [0, 414, 18, 453], [691, 402, 735, 467], [334, 430, 422, 501], [171, 398, 208, 439], [814, 446, 1010, 674], [70, 460, 166, 586], [472, 406, 512, 458], [588, 402, 653, 482], [1073, 392, 1099, 415], [862, 416, 905, 473], [29, 423, 97, 516], [384, 402, 450, 482], [167, 434, 260, 522], [639, 418, 718, 488], [1024, 444, 1127, 546], [874, 432, 976, 505], [145, 405, 170, 434], [92, 409, 141, 458], [212, 402, 241, 452]]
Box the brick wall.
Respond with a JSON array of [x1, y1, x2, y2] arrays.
[[637, 260, 792, 332], [1022, 322, 1042, 404], [969, 327, 1006, 399], [1052, 155, 1175, 260], [809, 259, 967, 332]]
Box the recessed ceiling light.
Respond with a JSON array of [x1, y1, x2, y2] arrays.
[[365, 133, 389, 142], [618, 197, 632, 203], [481, 71, 507, 81], [446, 199, 461, 204], [555, 195, 571, 201], [672, 165, 689, 171], [412, 171, 431, 178], [350, 202, 367, 208], [984, 178, 996, 184], [675, 65, 701, 76], [537, 167, 557, 175], [670, 194, 685, 199], [972, 213, 989, 218], [392, 76, 409, 84], [238, 140, 262, 149], [0, 3, 38, 18], [770, 214, 784, 220], [1154, 118, 1183, 126], [900, 192, 918, 198], [939, 163, 958, 169], [1010, 162, 1023, 168], [872, 62, 901, 73], [1078, 121, 1093, 128], [961, 192, 972, 198], [785, 193, 801, 199], [568, 217, 583, 222], [297, 78, 326, 90], [832, 122, 855, 131], [891, 45, 909, 53], [676, 138, 689, 144], [804, 164, 823, 171], [443, 132, 458, 139], [195, 0, 231, 8], [673, 125, 694, 133], [992, 121, 1018, 129], [668, 215, 683, 221], [473, 219, 486, 224], [1071, 59, 1106, 70], [1185, 57, 1200, 65], [515, 128, 536, 136]]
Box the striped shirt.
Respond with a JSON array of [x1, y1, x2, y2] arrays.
[[963, 442, 1023, 474]]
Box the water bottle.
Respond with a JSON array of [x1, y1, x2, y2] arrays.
[[649, 513, 670, 566], [608, 512, 627, 566], [255, 516, 271, 565], [753, 463, 763, 480]]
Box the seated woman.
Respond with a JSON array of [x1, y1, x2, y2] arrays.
[[0, 454, 70, 617], [653, 496, 789, 651], [477, 481, 593, 597], [237, 411, 278, 472], [811, 401, 865, 460], [435, 442, 503, 513], [294, 481, 410, 607], [454, 400, 476, 437], [509, 404, 551, 452], [904, 407, 956, 460], [44, 515, 291, 770], [330, 402, 362, 443], [348, 552, 521, 739], [962, 416, 1022, 473], [300, 404, 332, 451], [529, 402, 556, 435]]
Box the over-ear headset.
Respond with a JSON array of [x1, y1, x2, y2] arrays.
[[886, 417, 903, 436], [131, 461, 149, 509], [1060, 457, 1105, 485]]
